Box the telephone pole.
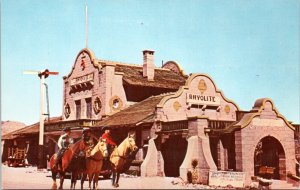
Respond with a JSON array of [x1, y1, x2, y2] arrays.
[[24, 69, 58, 169]]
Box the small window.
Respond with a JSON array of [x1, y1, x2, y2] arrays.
[[86, 98, 92, 119], [113, 99, 120, 109], [75, 100, 81, 119]]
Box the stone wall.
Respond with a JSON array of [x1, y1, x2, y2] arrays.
[[63, 49, 128, 121]]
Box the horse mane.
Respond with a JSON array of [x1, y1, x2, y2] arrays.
[[115, 136, 130, 157], [62, 139, 85, 171], [90, 139, 105, 159], [67, 139, 84, 154]]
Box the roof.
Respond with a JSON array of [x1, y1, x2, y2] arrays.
[[2, 116, 62, 140], [1, 121, 26, 136], [115, 64, 187, 89], [94, 94, 170, 128], [224, 98, 296, 133]]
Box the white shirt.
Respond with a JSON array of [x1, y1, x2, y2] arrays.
[[57, 133, 73, 149]]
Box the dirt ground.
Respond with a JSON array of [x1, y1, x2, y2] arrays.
[[2, 165, 212, 189]]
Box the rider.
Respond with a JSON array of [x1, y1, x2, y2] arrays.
[[82, 127, 94, 157], [54, 126, 73, 169], [101, 127, 117, 155], [82, 127, 94, 146]]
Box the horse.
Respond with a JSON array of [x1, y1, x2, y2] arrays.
[[49, 139, 87, 190], [70, 138, 108, 190], [109, 133, 138, 188]]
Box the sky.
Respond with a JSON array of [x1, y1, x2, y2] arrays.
[[1, 0, 299, 125]]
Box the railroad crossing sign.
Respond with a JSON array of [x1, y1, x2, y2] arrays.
[[24, 69, 59, 169]]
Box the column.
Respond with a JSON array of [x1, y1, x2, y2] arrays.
[[180, 117, 217, 184]]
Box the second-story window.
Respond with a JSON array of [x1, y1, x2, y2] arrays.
[[86, 98, 92, 118], [75, 100, 81, 119]]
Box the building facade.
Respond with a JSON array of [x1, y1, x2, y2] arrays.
[[3, 48, 299, 186]]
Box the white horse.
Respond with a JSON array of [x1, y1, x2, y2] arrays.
[[109, 134, 138, 188]]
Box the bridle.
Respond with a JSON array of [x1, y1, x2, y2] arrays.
[[111, 137, 137, 161], [87, 140, 108, 161]]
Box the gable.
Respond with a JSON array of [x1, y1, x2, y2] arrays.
[[233, 98, 295, 131], [156, 74, 239, 122], [64, 48, 100, 79]]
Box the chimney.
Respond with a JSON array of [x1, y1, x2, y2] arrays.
[[143, 50, 155, 81]]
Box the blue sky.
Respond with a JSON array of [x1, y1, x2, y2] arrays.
[[1, 0, 299, 125]]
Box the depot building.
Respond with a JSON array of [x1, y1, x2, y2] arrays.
[[3, 48, 299, 186]]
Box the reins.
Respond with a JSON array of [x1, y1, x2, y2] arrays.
[[87, 140, 108, 161], [87, 156, 105, 162], [110, 139, 135, 161]]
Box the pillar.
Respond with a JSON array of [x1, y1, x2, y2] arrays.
[[141, 138, 165, 177], [180, 117, 217, 184]]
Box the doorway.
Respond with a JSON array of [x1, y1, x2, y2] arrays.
[[161, 135, 187, 177], [254, 136, 285, 179]]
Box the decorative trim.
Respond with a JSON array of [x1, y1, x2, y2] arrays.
[[64, 103, 71, 118], [198, 79, 207, 94], [109, 95, 123, 111], [162, 61, 186, 76], [173, 101, 182, 112], [157, 74, 240, 111], [224, 105, 230, 114], [93, 97, 102, 114], [64, 48, 101, 79], [239, 98, 295, 130]]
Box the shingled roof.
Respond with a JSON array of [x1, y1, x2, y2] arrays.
[[94, 94, 171, 128], [2, 116, 62, 140], [115, 64, 187, 89], [1, 121, 26, 136]]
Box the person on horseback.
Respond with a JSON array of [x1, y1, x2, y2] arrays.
[[101, 127, 116, 155], [82, 127, 94, 157], [54, 126, 73, 169], [82, 127, 94, 146]]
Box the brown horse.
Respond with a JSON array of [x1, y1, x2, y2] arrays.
[[70, 138, 108, 190], [49, 139, 86, 189], [109, 134, 138, 188]]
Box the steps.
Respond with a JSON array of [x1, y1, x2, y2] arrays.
[[270, 179, 299, 189]]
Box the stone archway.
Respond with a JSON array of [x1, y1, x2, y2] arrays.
[[254, 136, 286, 180]]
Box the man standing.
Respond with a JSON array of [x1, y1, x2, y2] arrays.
[[54, 127, 73, 169]]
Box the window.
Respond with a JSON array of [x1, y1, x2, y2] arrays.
[[75, 100, 81, 119], [113, 99, 120, 109], [86, 98, 92, 118]]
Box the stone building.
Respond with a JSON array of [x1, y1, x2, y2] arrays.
[[43, 48, 187, 157], [2, 48, 299, 186]]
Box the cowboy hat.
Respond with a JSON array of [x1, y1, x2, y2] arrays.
[[101, 126, 110, 132], [63, 126, 71, 132], [82, 127, 91, 133]]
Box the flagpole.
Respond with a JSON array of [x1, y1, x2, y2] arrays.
[[86, 0, 88, 49], [24, 69, 59, 169], [38, 73, 46, 169]]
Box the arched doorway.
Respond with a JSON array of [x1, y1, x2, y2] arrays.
[[254, 136, 285, 179], [161, 135, 187, 177]]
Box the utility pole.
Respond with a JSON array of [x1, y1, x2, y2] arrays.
[[24, 69, 58, 169]]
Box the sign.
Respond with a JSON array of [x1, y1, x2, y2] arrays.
[[70, 73, 94, 86], [45, 119, 98, 132], [186, 93, 220, 106], [209, 171, 245, 188]]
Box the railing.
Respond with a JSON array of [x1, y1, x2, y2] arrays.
[[161, 120, 188, 131], [208, 120, 234, 130]]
